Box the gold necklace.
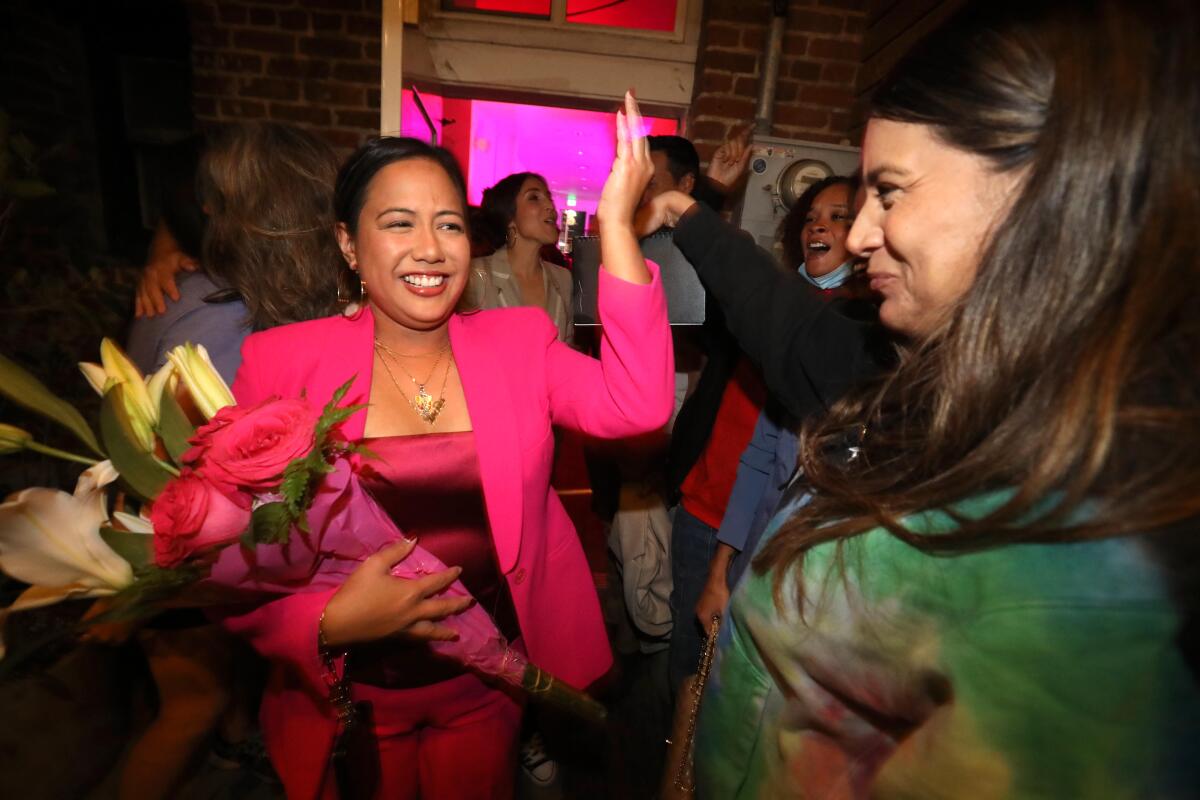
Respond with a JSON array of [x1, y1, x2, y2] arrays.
[[373, 341, 453, 425], [373, 339, 450, 360]]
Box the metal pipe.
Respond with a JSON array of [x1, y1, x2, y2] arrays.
[[754, 0, 789, 136], [410, 85, 438, 145]]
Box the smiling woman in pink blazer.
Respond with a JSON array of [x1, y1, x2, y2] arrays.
[[216, 93, 672, 799]]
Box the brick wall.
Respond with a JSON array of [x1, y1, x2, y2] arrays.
[[687, 0, 866, 161], [184, 0, 382, 151], [181, 0, 892, 161]]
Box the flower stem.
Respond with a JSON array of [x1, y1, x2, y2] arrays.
[[153, 457, 181, 477], [26, 441, 101, 466]]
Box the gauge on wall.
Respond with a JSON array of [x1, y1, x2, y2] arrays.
[[777, 158, 835, 209], [732, 136, 859, 252]]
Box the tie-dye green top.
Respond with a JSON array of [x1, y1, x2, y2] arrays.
[[695, 491, 1200, 799]]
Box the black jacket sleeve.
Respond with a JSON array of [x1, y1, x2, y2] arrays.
[[673, 203, 890, 421]]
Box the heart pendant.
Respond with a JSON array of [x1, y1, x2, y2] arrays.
[[411, 387, 445, 424]]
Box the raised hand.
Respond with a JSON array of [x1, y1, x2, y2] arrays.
[[596, 90, 656, 285], [320, 538, 473, 648], [706, 123, 753, 192], [596, 91, 655, 230], [633, 190, 698, 238]]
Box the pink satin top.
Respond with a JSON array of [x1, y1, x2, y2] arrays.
[[355, 431, 520, 688]]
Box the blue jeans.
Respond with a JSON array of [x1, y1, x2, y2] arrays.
[[667, 505, 719, 693]]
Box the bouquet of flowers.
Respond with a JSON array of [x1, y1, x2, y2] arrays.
[[0, 340, 604, 722]]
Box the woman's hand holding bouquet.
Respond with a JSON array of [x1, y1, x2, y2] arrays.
[[321, 539, 469, 648]]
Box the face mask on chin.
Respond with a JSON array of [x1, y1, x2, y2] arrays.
[[800, 260, 854, 290]]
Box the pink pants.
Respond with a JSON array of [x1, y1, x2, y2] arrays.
[[320, 672, 523, 799]]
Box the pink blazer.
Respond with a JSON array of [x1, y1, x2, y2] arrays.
[[219, 262, 672, 799]]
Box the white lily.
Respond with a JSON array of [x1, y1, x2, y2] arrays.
[[167, 343, 235, 419], [78, 362, 109, 397], [112, 510, 154, 535], [0, 461, 134, 658]]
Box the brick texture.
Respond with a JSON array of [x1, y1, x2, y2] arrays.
[[184, 0, 380, 152], [183, 0, 865, 160], [687, 2, 865, 161]]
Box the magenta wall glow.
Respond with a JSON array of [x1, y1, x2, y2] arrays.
[[400, 90, 678, 219]]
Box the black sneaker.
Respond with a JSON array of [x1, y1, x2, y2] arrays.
[[209, 733, 279, 784], [519, 732, 559, 787]]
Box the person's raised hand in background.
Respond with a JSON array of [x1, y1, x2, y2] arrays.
[[705, 123, 753, 194], [135, 220, 198, 318]]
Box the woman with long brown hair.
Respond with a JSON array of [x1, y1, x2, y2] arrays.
[[128, 122, 350, 377], [668, 0, 1200, 796], [119, 121, 350, 798], [197, 122, 351, 332]]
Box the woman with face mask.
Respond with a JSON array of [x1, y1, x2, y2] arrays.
[[693, 173, 871, 632], [653, 1, 1200, 796], [470, 173, 575, 345], [779, 175, 858, 291]]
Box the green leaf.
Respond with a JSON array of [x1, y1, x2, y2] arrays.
[[343, 442, 379, 462], [313, 376, 365, 442], [316, 403, 365, 437], [100, 526, 152, 569], [249, 501, 294, 546], [92, 563, 207, 623], [156, 390, 196, 465], [279, 460, 312, 517], [129, 562, 205, 589], [99, 386, 170, 501], [1, 178, 54, 199], [327, 376, 357, 410], [0, 352, 104, 457]]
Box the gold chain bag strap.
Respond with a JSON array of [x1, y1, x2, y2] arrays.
[[319, 609, 380, 796], [661, 614, 721, 798]]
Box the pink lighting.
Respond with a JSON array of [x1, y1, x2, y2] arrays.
[[565, 0, 677, 32], [446, 0, 677, 31], [444, 0, 552, 17], [399, 89, 443, 141], [399, 89, 678, 221]]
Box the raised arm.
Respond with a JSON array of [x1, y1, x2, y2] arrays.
[[705, 123, 752, 196], [640, 193, 883, 420], [595, 91, 655, 286], [540, 92, 673, 437]]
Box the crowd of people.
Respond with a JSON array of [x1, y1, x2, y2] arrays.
[[30, 0, 1200, 797]]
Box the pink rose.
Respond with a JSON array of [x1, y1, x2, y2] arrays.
[[149, 470, 252, 568], [184, 398, 321, 492]]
